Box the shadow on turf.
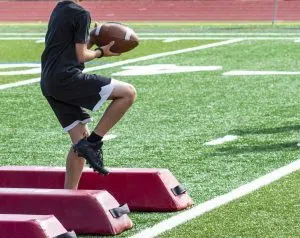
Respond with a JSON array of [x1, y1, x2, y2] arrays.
[[210, 141, 299, 156], [229, 125, 300, 135]]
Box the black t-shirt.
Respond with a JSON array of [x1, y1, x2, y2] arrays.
[[41, 0, 91, 96]]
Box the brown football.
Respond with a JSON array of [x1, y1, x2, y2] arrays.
[[90, 22, 139, 54]]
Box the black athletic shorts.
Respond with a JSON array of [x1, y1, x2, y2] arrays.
[[44, 73, 115, 132]]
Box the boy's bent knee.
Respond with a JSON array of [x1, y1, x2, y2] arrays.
[[109, 80, 137, 103], [125, 84, 137, 103]]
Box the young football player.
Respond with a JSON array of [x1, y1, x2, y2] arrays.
[[41, 0, 136, 189]]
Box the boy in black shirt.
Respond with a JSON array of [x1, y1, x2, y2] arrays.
[[41, 0, 136, 189]]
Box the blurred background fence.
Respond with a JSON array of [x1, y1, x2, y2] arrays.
[[0, 0, 299, 22]]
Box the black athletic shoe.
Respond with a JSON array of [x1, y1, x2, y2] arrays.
[[73, 138, 109, 175]]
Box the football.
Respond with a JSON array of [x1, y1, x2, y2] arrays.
[[90, 22, 139, 54]]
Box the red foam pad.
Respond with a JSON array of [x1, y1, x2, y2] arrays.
[[0, 188, 132, 235], [0, 214, 68, 238], [0, 166, 193, 211]]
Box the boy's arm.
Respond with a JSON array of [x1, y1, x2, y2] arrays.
[[76, 43, 100, 63], [87, 39, 94, 50], [76, 41, 120, 63]]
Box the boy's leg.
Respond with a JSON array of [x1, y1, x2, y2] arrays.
[[64, 123, 90, 189], [73, 78, 136, 174], [93, 79, 137, 136]]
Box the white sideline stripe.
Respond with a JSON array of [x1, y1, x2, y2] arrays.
[[0, 77, 40, 90], [163, 38, 180, 43], [35, 39, 45, 43], [0, 39, 242, 91], [103, 134, 118, 141], [113, 65, 222, 76], [7, 37, 300, 41], [138, 33, 300, 36], [0, 33, 45, 36], [2, 32, 300, 36], [0, 68, 41, 76], [224, 70, 300, 76], [140, 37, 300, 40], [130, 159, 300, 238], [2, 37, 300, 42], [0, 63, 40, 69], [0, 37, 44, 40], [295, 39, 300, 43], [34, 37, 249, 44], [204, 135, 238, 145]]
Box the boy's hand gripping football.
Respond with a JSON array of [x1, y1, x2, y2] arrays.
[[98, 41, 120, 57]]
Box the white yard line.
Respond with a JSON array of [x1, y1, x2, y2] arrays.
[[1, 39, 242, 90], [35, 39, 45, 43], [0, 77, 40, 90], [130, 159, 300, 238], [204, 135, 238, 145], [112, 65, 222, 76], [102, 134, 118, 141], [140, 37, 300, 40], [0, 63, 40, 69], [224, 70, 300, 76], [2, 32, 300, 36], [138, 33, 300, 36], [163, 38, 180, 43], [1, 37, 300, 41], [0, 37, 43, 40], [0, 33, 45, 36]]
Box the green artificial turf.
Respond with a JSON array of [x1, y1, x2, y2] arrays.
[[0, 39, 215, 85], [0, 24, 299, 237], [160, 171, 300, 238]]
